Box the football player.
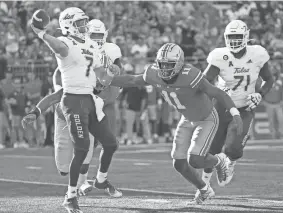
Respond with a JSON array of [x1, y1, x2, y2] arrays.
[[22, 19, 123, 198], [78, 18, 123, 195], [202, 20, 274, 187], [30, 8, 120, 213], [109, 43, 244, 204]]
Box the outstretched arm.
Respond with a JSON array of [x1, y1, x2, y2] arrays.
[[31, 25, 68, 57], [22, 89, 63, 129], [111, 74, 148, 87]]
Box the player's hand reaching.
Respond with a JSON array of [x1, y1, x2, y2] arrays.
[[21, 107, 41, 129], [246, 93, 262, 111], [232, 115, 243, 135]]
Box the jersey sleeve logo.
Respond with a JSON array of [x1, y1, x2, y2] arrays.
[[223, 55, 229, 60], [246, 59, 252, 63]]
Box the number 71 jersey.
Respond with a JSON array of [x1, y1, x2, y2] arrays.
[[207, 45, 270, 108]]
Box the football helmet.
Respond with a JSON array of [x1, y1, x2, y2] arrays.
[[224, 20, 249, 53], [88, 19, 108, 47], [59, 7, 89, 40], [156, 43, 184, 80]]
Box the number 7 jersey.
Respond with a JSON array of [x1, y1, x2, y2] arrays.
[[207, 45, 270, 108], [55, 36, 101, 94], [143, 64, 213, 121]]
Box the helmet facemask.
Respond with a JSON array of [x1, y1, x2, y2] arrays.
[[225, 34, 248, 53], [157, 60, 178, 80], [89, 31, 108, 47]]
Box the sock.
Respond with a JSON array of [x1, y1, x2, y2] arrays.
[[96, 171, 107, 183], [200, 184, 209, 191], [77, 172, 88, 189], [67, 185, 77, 198], [202, 171, 213, 184]]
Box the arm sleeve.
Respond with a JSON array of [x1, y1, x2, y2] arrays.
[[188, 67, 204, 89]]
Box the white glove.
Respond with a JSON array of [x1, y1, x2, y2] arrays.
[[246, 93, 262, 111]]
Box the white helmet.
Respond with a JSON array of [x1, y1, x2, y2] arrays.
[[88, 19, 108, 47], [59, 7, 89, 40], [224, 20, 249, 53], [156, 43, 184, 80]]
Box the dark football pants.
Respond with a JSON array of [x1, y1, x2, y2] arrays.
[[60, 93, 117, 152], [208, 101, 254, 160]]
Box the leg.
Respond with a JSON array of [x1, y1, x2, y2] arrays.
[[203, 106, 230, 183], [88, 95, 122, 197], [148, 105, 158, 140], [125, 109, 135, 144], [54, 104, 73, 176], [265, 105, 277, 139], [171, 116, 206, 190], [275, 106, 283, 137], [223, 109, 254, 184], [60, 94, 91, 199], [103, 103, 116, 135]]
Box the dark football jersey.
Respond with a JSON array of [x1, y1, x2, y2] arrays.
[[143, 64, 213, 121]]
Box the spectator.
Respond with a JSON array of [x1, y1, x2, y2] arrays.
[[0, 85, 9, 149], [7, 78, 28, 148], [261, 69, 283, 139], [40, 71, 54, 147], [120, 86, 148, 145], [0, 48, 7, 81], [130, 36, 149, 58]]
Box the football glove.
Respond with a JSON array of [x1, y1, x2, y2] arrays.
[[21, 107, 41, 129], [246, 93, 262, 111]]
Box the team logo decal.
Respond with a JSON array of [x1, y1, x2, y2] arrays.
[[223, 55, 229, 60], [229, 61, 234, 67]]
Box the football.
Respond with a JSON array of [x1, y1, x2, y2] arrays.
[[31, 9, 50, 30]]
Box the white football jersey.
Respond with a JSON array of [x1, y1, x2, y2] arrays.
[[55, 36, 101, 94], [207, 45, 270, 108], [100, 42, 122, 64], [98, 42, 122, 103]]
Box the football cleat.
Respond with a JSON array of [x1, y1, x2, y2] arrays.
[[226, 158, 236, 184], [215, 153, 229, 187], [62, 196, 82, 213], [78, 181, 93, 196], [188, 184, 215, 205], [93, 178, 122, 198]]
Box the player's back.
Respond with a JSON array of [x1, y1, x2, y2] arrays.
[[55, 36, 100, 94], [144, 64, 213, 121], [207, 45, 270, 108]]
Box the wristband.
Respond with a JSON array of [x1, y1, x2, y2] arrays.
[[30, 107, 41, 118], [229, 107, 240, 116], [38, 31, 46, 40]]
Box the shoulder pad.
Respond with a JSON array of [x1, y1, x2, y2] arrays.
[[249, 45, 270, 67], [104, 43, 122, 61], [207, 47, 229, 67]]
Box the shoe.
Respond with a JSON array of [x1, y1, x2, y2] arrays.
[[93, 178, 122, 198], [215, 153, 229, 187], [188, 184, 215, 205], [226, 158, 236, 185], [0, 144, 5, 149], [62, 195, 83, 213], [78, 181, 93, 196]]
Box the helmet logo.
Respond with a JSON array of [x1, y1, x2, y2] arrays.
[[63, 14, 75, 20], [223, 55, 228, 60]]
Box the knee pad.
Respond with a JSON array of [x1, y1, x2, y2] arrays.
[[188, 155, 205, 169], [58, 171, 68, 176]]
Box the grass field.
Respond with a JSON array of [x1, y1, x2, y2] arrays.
[[0, 140, 282, 213]]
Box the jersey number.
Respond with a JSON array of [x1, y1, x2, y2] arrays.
[[85, 56, 93, 77], [232, 75, 250, 91], [161, 91, 186, 109]]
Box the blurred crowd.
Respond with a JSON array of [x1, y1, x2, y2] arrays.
[[0, 1, 283, 148]]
